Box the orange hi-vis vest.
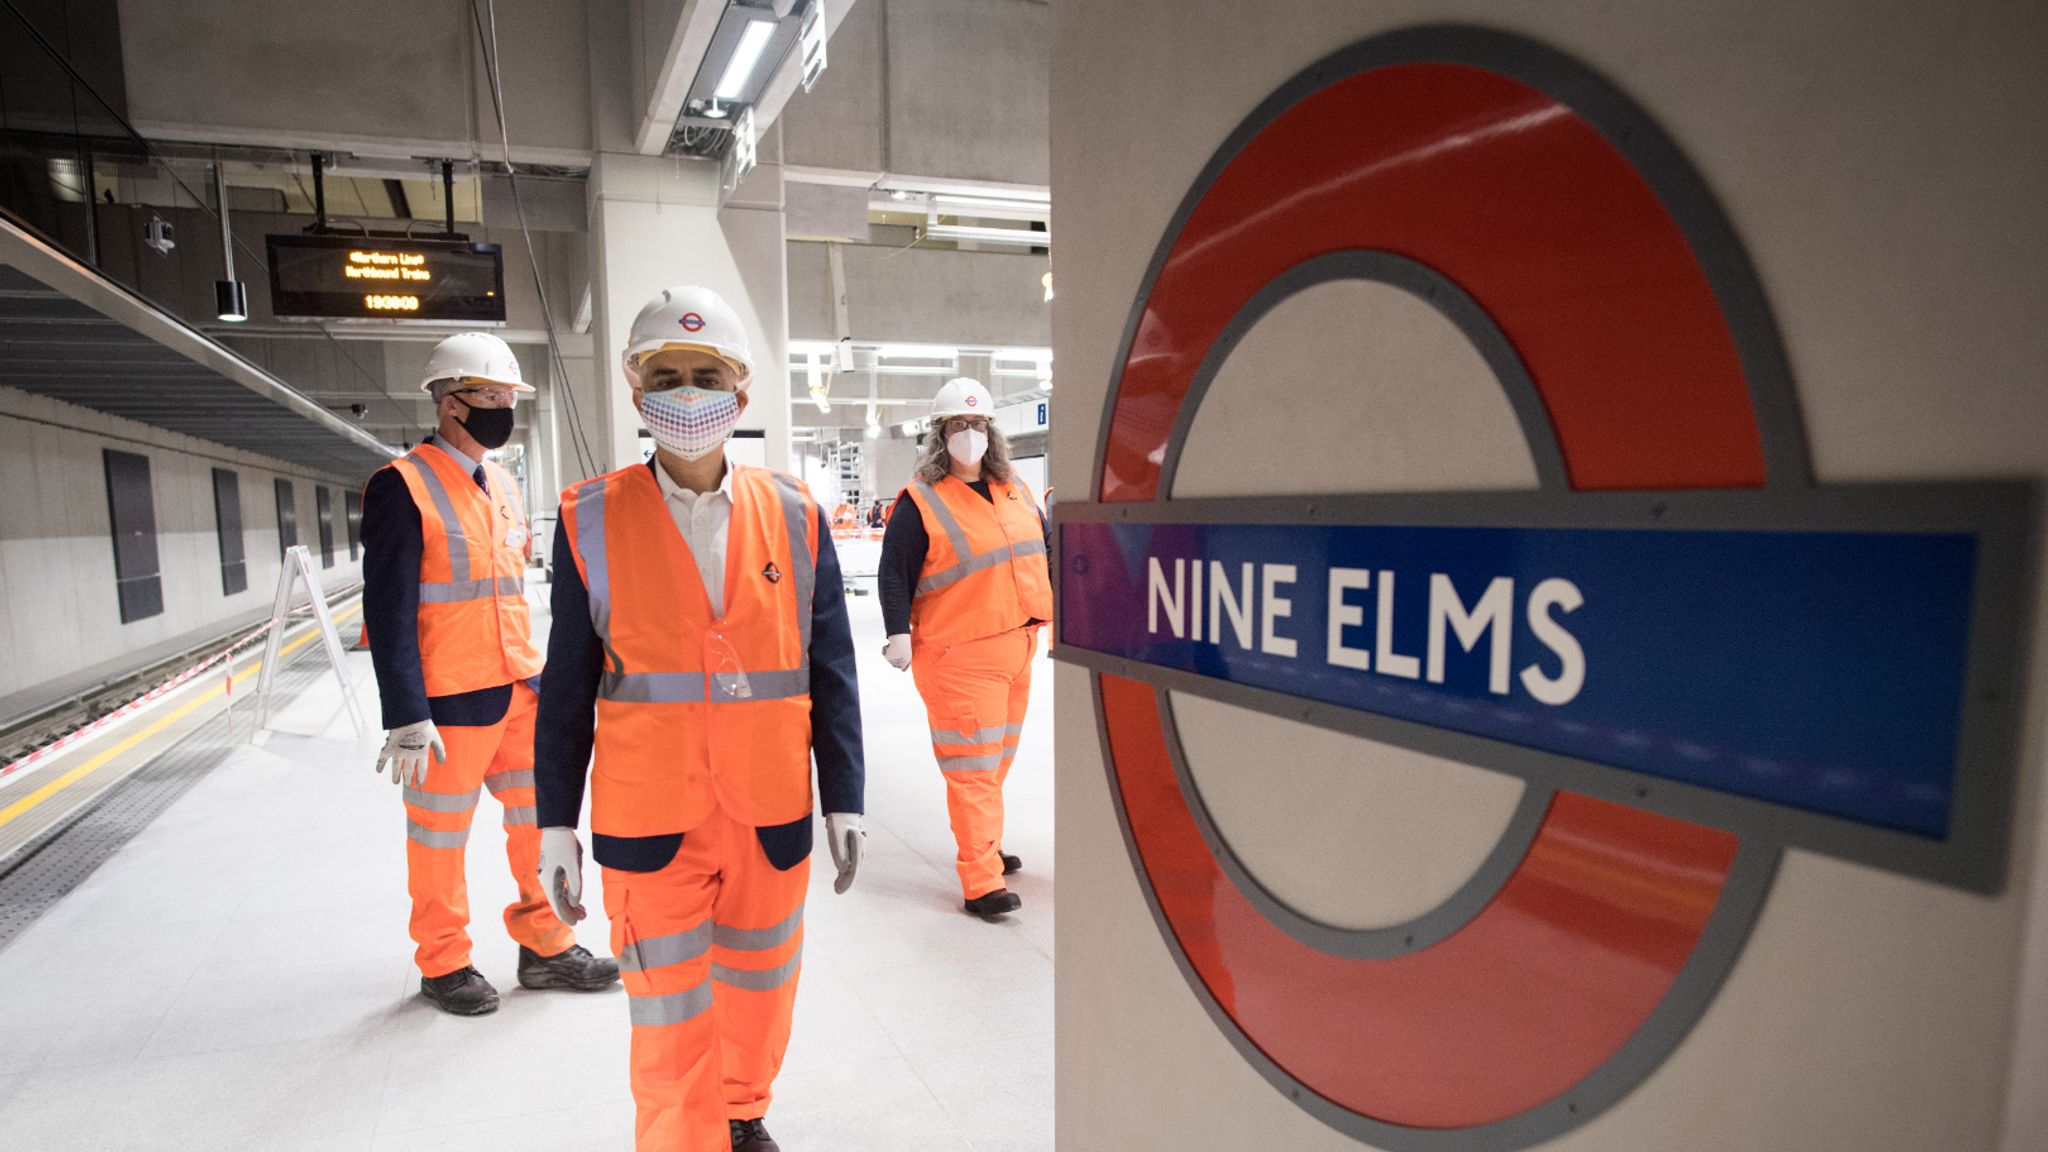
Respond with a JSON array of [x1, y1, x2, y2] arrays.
[[383, 443, 542, 696], [562, 463, 820, 837], [905, 474, 1053, 650]]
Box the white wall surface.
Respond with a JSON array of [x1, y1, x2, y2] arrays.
[[1050, 2, 2048, 1151], [0, 387, 365, 714]]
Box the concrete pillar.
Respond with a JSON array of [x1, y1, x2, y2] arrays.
[[586, 149, 795, 474]]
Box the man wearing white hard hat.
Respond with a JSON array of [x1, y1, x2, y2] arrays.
[[878, 378, 1052, 917], [534, 287, 866, 1152], [361, 331, 618, 1015]]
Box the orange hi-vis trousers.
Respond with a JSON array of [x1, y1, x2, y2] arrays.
[[604, 806, 810, 1152], [402, 682, 574, 976], [912, 626, 1036, 899]]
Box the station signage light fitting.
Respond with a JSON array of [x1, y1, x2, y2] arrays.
[[265, 234, 507, 323]]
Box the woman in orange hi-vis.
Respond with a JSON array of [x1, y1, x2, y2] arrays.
[[879, 377, 1053, 918]]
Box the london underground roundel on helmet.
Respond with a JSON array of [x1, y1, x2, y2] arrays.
[[623, 286, 753, 386], [1051, 24, 2027, 1151]]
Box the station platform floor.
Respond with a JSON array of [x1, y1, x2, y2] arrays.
[[0, 583, 1054, 1152]]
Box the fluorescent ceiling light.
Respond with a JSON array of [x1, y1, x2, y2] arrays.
[[924, 223, 1050, 248], [933, 194, 1051, 216], [876, 343, 959, 361], [715, 20, 778, 101]]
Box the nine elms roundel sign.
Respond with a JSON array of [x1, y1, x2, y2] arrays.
[[1051, 24, 2028, 1150]]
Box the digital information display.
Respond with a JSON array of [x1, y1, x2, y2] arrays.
[[265, 234, 506, 322]]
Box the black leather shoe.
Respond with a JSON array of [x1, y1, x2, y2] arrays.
[[1001, 851, 1022, 875], [730, 1117, 781, 1150], [420, 965, 499, 1015], [965, 888, 1023, 919], [517, 944, 620, 991]]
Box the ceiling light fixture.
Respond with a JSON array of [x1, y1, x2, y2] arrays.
[[714, 20, 779, 101], [923, 223, 1051, 248]]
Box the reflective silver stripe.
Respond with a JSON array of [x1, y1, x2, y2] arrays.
[[767, 472, 817, 657], [712, 945, 803, 992], [619, 923, 714, 972], [915, 537, 1049, 597], [575, 475, 623, 675], [713, 905, 804, 952], [913, 479, 974, 561], [485, 768, 535, 795], [403, 786, 479, 813], [398, 453, 475, 581], [501, 805, 536, 827], [628, 981, 714, 1026], [599, 668, 811, 704], [406, 820, 470, 849], [931, 723, 1023, 746], [938, 752, 1005, 773], [418, 574, 525, 603]]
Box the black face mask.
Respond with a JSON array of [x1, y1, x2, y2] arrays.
[[452, 396, 515, 450]]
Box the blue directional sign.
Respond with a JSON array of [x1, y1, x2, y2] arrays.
[[1061, 519, 1980, 837]]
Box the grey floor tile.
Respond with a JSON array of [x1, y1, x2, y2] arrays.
[[907, 1028, 1055, 1152]]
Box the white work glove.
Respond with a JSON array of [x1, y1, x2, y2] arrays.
[[826, 812, 865, 895], [375, 720, 444, 788], [538, 827, 587, 924], [882, 634, 912, 672]]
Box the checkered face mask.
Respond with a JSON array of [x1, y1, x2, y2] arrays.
[[640, 385, 742, 461]]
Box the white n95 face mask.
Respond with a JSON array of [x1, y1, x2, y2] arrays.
[[641, 386, 742, 461], [948, 428, 989, 466]]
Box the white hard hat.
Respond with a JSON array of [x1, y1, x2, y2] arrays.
[[420, 331, 533, 394], [931, 377, 994, 420], [623, 286, 754, 388]]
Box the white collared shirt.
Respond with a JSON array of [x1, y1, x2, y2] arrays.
[[428, 435, 483, 484], [653, 459, 736, 617]]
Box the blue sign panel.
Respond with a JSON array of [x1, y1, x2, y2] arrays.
[[1037, 402, 1049, 427], [1060, 521, 1978, 837]]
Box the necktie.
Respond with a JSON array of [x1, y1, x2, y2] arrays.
[[473, 465, 488, 495]]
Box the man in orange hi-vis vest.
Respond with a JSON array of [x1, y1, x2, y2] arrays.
[[535, 286, 866, 1152], [878, 377, 1052, 918], [362, 331, 618, 1016]]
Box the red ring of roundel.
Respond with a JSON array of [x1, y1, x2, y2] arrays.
[[1091, 58, 1769, 1130]]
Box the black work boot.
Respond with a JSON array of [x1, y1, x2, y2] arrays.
[[965, 888, 1023, 919], [1001, 851, 1023, 875], [517, 944, 621, 991], [730, 1117, 781, 1151], [420, 965, 499, 1015]]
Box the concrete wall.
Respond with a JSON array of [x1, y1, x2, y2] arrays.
[[781, 0, 1050, 185], [117, 0, 590, 162], [0, 387, 364, 715], [787, 240, 1050, 347], [1051, 2, 2048, 1151]]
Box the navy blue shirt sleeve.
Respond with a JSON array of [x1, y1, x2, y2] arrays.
[[534, 522, 602, 830], [361, 467, 430, 730], [809, 505, 866, 816], [878, 491, 927, 636]]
